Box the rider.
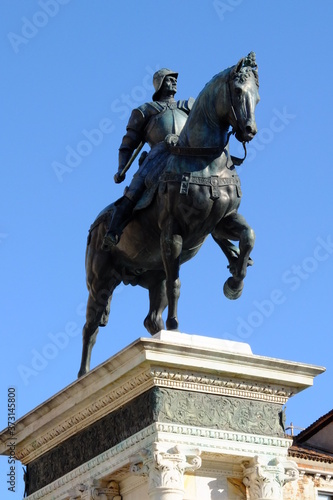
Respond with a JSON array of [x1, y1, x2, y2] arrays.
[[103, 68, 195, 248]]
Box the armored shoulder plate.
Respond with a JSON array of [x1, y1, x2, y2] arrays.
[[139, 101, 165, 116], [126, 102, 164, 132]]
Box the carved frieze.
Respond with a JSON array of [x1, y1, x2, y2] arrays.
[[26, 387, 284, 495], [156, 388, 285, 437], [16, 366, 289, 465], [150, 367, 292, 403]]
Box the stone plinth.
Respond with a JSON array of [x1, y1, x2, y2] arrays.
[[0, 331, 325, 499]]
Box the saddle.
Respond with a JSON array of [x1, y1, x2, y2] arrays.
[[133, 143, 170, 212], [134, 138, 241, 211]]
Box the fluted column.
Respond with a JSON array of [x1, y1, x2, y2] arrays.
[[242, 455, 299, 500], [130, 442, 201, 500]]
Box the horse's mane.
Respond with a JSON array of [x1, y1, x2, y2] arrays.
[[177, 67, 231, 145], [195, 52, 259, 106], [193, 52, 259, 110], [233, 53, 259, 88], [190, 66, 231, 114], [178, 53, 259, 145]]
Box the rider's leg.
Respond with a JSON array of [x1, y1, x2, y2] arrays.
[[103, 196, 135, 247], [103, 174, 145, 248]]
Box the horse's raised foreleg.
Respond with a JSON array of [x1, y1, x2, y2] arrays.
[[78, 278, 119, 378], [144, 279, 167, 334], [212, 212, 255, 300], [160, 220, 183, 330]]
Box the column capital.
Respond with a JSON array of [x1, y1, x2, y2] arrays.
[[130, 442, 201, 499], [69, 479, 121, 500], [242, 455, 299, 500]]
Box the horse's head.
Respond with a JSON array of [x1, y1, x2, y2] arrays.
[[228, 52, 260, 143]]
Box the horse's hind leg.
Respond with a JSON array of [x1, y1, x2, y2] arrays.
[[78, 279, 118, 378], [212, 212, 255, 300], [78, 294, 101, 378], [144, 279, 167, 334]]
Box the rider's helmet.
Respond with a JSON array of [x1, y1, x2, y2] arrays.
[[152, 68, 178, 101]]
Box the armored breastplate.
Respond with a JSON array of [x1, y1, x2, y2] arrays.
[[145, 104, 188, 147]]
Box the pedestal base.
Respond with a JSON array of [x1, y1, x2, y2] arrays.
[[0, 332, 324, 499]]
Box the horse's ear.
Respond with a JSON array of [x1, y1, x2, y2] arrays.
[[231, 57, 244, 77]]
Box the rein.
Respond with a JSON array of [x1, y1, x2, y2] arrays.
[[227, 77, 248, 166], [166, 129, 247, 167], [230, 139, 247, 166]]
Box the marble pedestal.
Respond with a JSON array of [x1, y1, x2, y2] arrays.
[[0, 331, 324, 499]]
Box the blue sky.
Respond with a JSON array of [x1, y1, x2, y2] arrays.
[[1, 1, 333, 498]]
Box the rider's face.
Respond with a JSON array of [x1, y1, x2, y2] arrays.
[[162, 76, 177, 95]]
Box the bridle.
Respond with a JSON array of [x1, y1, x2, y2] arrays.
[[165, 74, 249, 167], [227, 77, 248, 166]]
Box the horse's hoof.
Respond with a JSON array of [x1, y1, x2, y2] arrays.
[[78, 367, 88, 378], [166, 317, 179, 331], [223, 278, 244, 300], [144, 315, 165, 335]]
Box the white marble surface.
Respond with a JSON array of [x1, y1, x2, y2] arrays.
[[153, 330, 253, 354]]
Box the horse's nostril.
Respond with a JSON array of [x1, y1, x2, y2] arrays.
[[245, 125, 257, 136]]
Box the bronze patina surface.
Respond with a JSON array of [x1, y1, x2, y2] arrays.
[[79, 53, 260, 377]]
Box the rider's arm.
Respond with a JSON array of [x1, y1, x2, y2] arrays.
[[116, 108, 147, 181]]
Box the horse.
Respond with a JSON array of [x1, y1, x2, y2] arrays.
[[78, 52, 260, 377]]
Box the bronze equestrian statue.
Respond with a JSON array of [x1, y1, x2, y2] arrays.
[[78, 52, 260, 378]]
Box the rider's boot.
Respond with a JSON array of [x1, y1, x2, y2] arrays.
[[102, 196, 135, 248]]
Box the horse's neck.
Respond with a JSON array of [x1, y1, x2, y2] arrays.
[[179, 74, 230, 149]]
